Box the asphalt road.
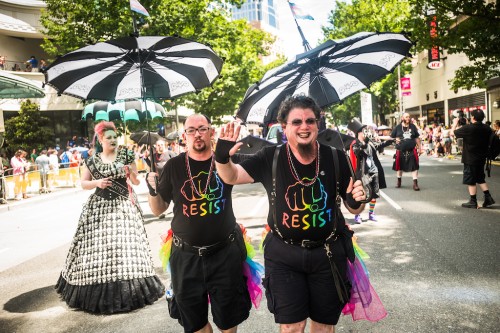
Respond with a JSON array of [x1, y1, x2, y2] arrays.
[[0, 151, 499, 333]]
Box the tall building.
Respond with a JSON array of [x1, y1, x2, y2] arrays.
[[393, 5, 497, 127], [232, 0, 279, 30], [231, 0, 283, 64]]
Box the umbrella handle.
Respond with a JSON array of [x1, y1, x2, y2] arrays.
[[148, 131, 156, 173], [342, 149, 372, 204]]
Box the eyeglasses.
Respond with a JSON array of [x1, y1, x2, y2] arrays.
[[184, 126, 211, 135], [287, 118, 318, 126]]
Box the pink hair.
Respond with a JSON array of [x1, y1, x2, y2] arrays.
[[93, 121, 116, 146]]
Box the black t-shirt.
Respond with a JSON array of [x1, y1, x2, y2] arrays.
[[157, 153, 236, 246], [391, 123, 419, 151], [239, 144, 351, 241], [454, 123, 492, 165]]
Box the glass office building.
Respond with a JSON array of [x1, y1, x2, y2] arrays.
[[232, 0, 279, 31]]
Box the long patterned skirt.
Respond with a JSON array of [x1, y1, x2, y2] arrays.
[[56, 193, 165, 314]]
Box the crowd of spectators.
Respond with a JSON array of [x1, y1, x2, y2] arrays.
[[0, 55, 49, 72]]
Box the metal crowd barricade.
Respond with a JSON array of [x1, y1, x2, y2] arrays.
[[0, 163, 83, 201]]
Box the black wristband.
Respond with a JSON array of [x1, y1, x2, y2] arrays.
[[346, 192, 362, 209], [215, 139, 236, 164], [145, 172, 158, 196]]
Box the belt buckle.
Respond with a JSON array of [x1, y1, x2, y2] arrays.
[[301, 239, 311, 248], [198, 246, 208, 256], [173, 236, 181, 247]]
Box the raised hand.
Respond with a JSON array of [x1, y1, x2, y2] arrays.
[[220, 122, 241, 142]]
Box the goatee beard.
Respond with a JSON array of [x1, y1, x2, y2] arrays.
[[297, 142, 315, 158], [193, 143, 207, 153]]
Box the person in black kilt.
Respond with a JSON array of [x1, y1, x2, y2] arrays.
[[391, 113, 421, 191]]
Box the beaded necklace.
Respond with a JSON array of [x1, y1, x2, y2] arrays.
[[286, 141, 320, 187], [185, 153, 214, 196]]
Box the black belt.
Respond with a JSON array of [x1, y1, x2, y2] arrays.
[[172, 231, 236, 256], [271, 230, 338, 249]]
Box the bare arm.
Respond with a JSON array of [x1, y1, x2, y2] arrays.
[[125, 161, 140, 186], [216, 160, 255, 185], [215, 122, 255, 185], [450, 117, 459, 137], [146, 171, 169, 216]]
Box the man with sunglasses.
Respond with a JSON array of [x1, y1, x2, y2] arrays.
[[215, 95, 366, 333], [147, 114, 251, 333]]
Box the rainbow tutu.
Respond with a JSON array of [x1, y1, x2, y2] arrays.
[[159, 225, 264, 309], [342, 237, 387, 322]]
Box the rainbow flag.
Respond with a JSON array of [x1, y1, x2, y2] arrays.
[[130, 0, 150, 16], [288, 1, 314, 20]]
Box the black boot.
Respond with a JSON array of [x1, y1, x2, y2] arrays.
[[461, 197, 478, 209], [396, 178, 401, 188], [483, 194, 495, 208], [413, 179, 420, 191]]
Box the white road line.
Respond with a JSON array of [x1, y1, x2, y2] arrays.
[[380, 190, 403, 210], [250, 196, 267, 216], [0, 248, 10, 255]]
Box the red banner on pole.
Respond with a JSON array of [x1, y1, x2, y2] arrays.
[[400, 77, 411, 96]]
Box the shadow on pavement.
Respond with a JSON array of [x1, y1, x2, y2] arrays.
[[4, 285, 60, 313]]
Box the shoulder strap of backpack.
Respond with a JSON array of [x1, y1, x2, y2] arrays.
[[330, 147, 341, 208], [271, 145, 281, 231]]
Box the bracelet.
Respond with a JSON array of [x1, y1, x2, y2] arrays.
[[145, 172, 158, 196]]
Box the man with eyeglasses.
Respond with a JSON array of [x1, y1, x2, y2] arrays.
[[215, 95, 367, 333], [146, 114, 251, 333]]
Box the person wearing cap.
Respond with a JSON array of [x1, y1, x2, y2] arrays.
[[348, 118, 386, 223], [391, 113, 421, 191]]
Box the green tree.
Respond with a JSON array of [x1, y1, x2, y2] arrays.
[[322, 0, 412, 123], [407, 0, 500, 90], [5, 100, 54, 151], [40, 0, 272, 120]]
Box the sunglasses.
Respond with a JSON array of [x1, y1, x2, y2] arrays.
[[287, 118, 318, 126]]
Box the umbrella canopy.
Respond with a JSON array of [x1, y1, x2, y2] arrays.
[[236, 32, 412, 124], [130, 131, 163, 145], [317, 129, 356, 151], [0, 71, 45, 99], [82, 99, 166, 121], [166, 130, 182, 140], [376, 125, 391, 130], [236, 135, 277, 154], [44, 35, 223, 101]]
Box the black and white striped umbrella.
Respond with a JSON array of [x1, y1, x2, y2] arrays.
[[44, 36, 223, 101], [236, 32, 413, 124]]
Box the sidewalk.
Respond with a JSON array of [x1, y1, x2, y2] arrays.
[[0, 186, 82, 213]]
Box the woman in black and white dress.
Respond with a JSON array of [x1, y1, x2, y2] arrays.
[[56, 121, 164, 314]]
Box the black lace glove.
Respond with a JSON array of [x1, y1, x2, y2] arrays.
[[215, 139, 236, 164], [145, 172, 158, 197], [346, 192, 362, 209]]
